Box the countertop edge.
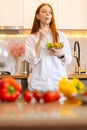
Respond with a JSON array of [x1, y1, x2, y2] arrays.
[[0, 74, 87, 79], [0, 118, 87, 128], [68, 74, 87, 79]]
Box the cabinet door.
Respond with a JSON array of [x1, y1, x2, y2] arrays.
[[58, 0, 87, 29], [23, 0, 58, 29], [0, 0, 23, 27]]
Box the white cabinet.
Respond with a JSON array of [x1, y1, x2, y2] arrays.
[[0, 0, 86, 29], [23, 0, 58, 29], [0, 0, 23, 27], [58, 0, 87, 29]]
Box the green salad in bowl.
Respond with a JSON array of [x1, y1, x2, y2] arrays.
[[46, 42, 64, 50]]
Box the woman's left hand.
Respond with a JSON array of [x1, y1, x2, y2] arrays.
[[49, 48, 64, 57]]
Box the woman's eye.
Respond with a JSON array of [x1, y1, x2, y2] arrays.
[[42, 10, 52, 14], [42, 11, 47, 13]]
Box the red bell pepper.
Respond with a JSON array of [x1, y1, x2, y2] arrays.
[[0, 77, 22, 102]]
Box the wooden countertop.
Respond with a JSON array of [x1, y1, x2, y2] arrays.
[[0, 74, 29, 79], [68, 74, 87, 79], [0, 98, 87, 130], [0, 74, 87, 129], [0, 74, 87, 79]]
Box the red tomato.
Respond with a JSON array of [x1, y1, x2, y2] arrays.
[[23, 90, 33, 102], [42, 91, 59, 103], [0, 77, 22, 102], [84, 91, 87, 96], [33, 91, 43, 102], [54, 91, 61, 100]]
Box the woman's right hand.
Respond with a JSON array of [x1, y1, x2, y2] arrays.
[[39, 27, 50, 40], [35, 27, 50, 58]]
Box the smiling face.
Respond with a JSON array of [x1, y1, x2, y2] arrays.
[[36, 5, 52, 26]]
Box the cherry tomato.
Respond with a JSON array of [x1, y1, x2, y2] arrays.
[[84, 91, 87, 96], [42, 91, 59, 103], [54, 91, 61, 100], [23, 90, 33, 103], [33, 91, 43, 102]]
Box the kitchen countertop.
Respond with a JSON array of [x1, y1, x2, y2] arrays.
[[68, 73, 87, 79], [0, 74, 87, 130], [0, 74, 29, 79], [0, 74, 87, 79], [0, 98, 87, 130], [0, 74, 87, 90]]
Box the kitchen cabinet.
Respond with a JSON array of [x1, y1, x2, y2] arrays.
[[0, 0, 23, 27], [0, 0, 86, 30], [58, 0, 87, 29], [23, 0, 58, 29]]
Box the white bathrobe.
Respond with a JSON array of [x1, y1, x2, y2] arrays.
[[23, 31, 72, 92]]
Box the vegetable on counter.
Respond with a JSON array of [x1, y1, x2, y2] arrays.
[[42, 91, 61, 103], [23, 90, 61, 103], [58, 77, 85, 98], [0, 77, 22, 102], [23, 90, 33, 103], [84, 91, 87, 96], [33, 91, 43, 102]]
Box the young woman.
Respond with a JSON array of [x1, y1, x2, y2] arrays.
[[23, 3, 72, 92]]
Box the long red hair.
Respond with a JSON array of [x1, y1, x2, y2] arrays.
[[31, 3, 59, 42]]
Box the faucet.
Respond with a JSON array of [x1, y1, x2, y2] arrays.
[[74, 41, 81, 73]]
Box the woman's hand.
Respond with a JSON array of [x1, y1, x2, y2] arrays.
[[39, 27, 50, 41], [49, 48, 65, 62], [49, 48, 64, 57], [35, 27, 50, 58]]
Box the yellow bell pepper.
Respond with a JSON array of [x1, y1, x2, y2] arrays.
[[58, 77, 85, 98]]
